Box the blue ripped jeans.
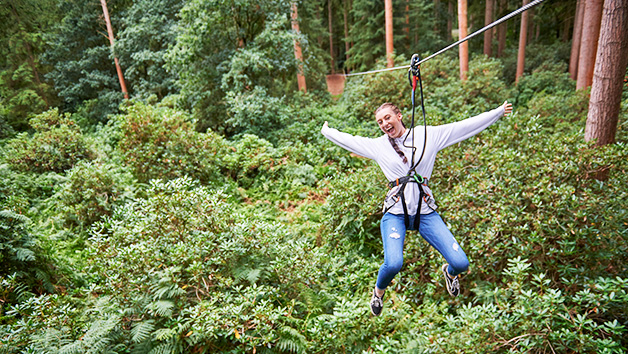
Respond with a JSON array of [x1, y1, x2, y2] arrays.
[[376, 211, 469, 290]]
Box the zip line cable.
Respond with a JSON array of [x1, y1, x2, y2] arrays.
[[344, 0, 548, 77]]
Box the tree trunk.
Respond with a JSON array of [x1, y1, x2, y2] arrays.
[[484, 0, 494, 57], [576, 0, 603, 90], [100, 0, 128, 99], [497, 0, 507, 58], [328, 0, 335, 74], [385, 0, 394, 67], [434, 0, 440, 34], [569, 0, 585, 79], [343, 0, 350, 69], [585, 0, 628, 147], [515, 0, 529, 83], [448, 0, 454, 41], [406, 0, 411, 39], [458, 0, 468, 80], [527, 7, 534, 45], [291, 3, 307, 92]]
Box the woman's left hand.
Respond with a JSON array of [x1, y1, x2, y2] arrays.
[[502, 101, 513, 116]]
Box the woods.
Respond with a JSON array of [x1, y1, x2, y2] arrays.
[[1, 0, 627, 353]]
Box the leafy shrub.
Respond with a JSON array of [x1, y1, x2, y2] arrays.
[[225, 86, 291, 140], [4, 109, 96, 173], [0, 210, 53, 304], [322, 163, 387, 252], [115, 101, 229, 184], [223, 134, 279, 189], [54, 161, 136, 228], [514, 60, 576, 108]]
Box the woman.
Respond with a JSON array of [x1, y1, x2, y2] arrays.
[[321, 101, 513, 316]]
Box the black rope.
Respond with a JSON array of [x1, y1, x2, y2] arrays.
[[402, 54, 427, 174]]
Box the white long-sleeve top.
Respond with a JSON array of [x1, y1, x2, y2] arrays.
[[321, 106, 505, 215]]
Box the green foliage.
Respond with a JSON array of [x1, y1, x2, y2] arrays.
[[4, 108, 96, 173], [116, 0, 182, 101], [43, 0, 125, 120], [114, 101, 228, 184], [167, 0, 321, 134], [514, 60, 576, 108], [224, 134, 278, 189], [322, 164, 386, 253], [54, 160, 136, 228], [0, 0, 59, 132]]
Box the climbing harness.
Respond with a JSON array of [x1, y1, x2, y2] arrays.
[[374, 0, 547, 229], [383, 54, 435, 230]]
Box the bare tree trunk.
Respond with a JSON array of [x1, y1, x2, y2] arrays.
[[343, 0, 350, 69], [291, 3, 307, 92], [100, 0, 128, 99], [576, 0, 603, 90], [585, 0, 628, 147], [448, 0, 454, 41], [569, 0, 585, 79], [328, 0, 335, 74], [527, 7, 534, 45], [385, 0, 394, 67], [458, 0, 468, 80], [484, 0, 494, 56], [434, 0, 440, 34], [515, 0, 529, 83], [406, 0, 411, 50], [497, 0, 507, 58]]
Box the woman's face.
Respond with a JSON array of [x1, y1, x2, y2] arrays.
[[376, 107, 405, 138]]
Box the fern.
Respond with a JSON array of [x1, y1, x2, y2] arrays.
[[276, 326, 307, 354], [148, 342, 177, 354], [131, 319, 155, 343], [15, 247, 35, 262], [149, 300, 174, 318], [0, 209, 32, 224]]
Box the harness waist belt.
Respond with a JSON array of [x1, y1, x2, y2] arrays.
[[388, 175, 428, 189]]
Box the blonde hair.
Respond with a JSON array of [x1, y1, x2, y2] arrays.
[[375, 102, 401, 116]]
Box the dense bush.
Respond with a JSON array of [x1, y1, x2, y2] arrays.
[[513, 60, 576, 108], [54, 161, 136, 228], [114, 101, 229, 184], [4, 109, 96, 173]]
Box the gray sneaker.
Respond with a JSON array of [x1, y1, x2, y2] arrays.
[[370, 289, 384, 316], [442, 264, 460, 297]]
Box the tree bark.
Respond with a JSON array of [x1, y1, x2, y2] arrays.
[[585, 0, 628, 147], [569, 0, 585, 79], [343, 0, 350, 69], [515, 0, 529, 83], [328, 0, 335, 74], [385, 0, 394, 67], [291, 3, 307, 92], [406, 0, 411, 50], [458, 0, 468, 80], [484, 0, 494, 57], [497, 0, 507, 58], [576, 0, 603, 90], [448, 0, 454, 41], [434, 0, 440, 34], [100, 0, 128, 99]]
